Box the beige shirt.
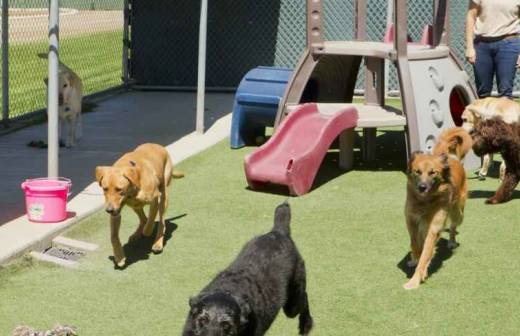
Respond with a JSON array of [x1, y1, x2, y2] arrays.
[[473, 0, 520, 37]]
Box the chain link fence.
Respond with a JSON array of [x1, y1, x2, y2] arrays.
[[1, 0, 517, 125], [129, 0, 488, 95], [0, 0, 123, 124]]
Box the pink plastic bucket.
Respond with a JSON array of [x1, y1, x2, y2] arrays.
[[21, 177, 72, 223]]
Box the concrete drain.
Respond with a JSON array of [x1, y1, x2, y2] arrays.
[[43, 246, 86, 261], [30, 236, 98, 268]]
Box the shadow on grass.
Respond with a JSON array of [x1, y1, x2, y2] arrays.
[[466, 163, 503, 180], [244, 129, 407, 196], [397, 238, 455, 279], [469, 189, 520, 201], [110, 213, 186, 270]]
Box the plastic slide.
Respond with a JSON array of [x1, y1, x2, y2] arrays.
[[244, 103, 358, 196]]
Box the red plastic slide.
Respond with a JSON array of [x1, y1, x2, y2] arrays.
[[244, 103, 359, 196]]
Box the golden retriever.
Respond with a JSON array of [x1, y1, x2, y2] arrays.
[[461, 97, 520, 180], [43, 60, 83, 148], [96, 143, 184, 267], [403, 128, 471, 290]]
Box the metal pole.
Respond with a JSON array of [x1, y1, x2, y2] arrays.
[[48, 0, 59, 177], [384, 0, 393, 98], [122, 0, 130, 86], [2, 0, 9, 128], [196, 0, 208, 134]]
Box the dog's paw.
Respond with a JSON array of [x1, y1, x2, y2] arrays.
[[477, 173, 486, 181], [116, 257, 126, 268], [151, 243, 164, 254], [485, 197, 500, 204], [406, 259, 418, 268], [112, 255, 126, 268], [447, 240, 459, 249], [403, 279, 420, 290]]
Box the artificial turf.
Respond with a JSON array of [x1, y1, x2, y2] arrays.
[[0, 133, 519, 335]]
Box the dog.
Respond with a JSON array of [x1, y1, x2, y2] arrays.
[[471, 118, 520, 204], [95, 143, 184, 268], [182, 202, 313, 336], [461, 97, 520, 180], [403, 127, 471, 290], [41, 55, 83, 148]]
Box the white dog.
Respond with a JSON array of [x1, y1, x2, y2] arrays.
[[43, 61, 83, 147], [461, 97, 520, 180]]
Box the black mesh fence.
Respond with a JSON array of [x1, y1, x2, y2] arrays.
[[129, 1, 487, 95]]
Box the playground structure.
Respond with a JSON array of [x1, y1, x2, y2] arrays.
[[245, 0, 479, 196], [245, 104, 358, 196], [230, 67, 293, 149]]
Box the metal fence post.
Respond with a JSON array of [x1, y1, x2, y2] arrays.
[[384, 0, 393, 98], [196, 0, 208, 134], [122, 0, 130, 86], [48, 0, 60, 177], [2, 0, 8, 128]]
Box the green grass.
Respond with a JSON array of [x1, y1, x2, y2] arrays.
[[1, 137, 520, 335], [9, 1, 123, 10], [2, 30, 122, 120]]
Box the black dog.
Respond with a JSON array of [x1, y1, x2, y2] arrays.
[[471, 118, 520, 204], [182, 202, 313, 336]]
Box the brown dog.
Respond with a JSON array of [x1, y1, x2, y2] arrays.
[[462, 97, 520, 180], [403, 128, 471, 290], [96, 143, 184, 267], [471, 118, 520, 204]]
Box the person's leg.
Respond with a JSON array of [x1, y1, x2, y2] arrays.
[[495, 38, 520, 98], [474, 41, 495, 98]]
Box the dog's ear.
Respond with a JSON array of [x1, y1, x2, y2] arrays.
[[453, 135, 463, 145], [448, 135, 464, 155], [438, 153, 450, 181], [95, 166, 110, 186], [189, 296, 198, 308], [240, 301, 251, 326], [232, 295, 252, 327], [189, 295, 206, 316], [407, 150, 423, 173], [122, 165, 140, 188]]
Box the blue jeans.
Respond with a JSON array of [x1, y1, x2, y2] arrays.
[[473, 37, 520, 98]]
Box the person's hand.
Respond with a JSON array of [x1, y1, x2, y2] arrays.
[[465, 48, 476, 64], [516, 55, 520, 68]]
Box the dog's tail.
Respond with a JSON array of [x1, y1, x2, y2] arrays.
[[272, 201, 291, 236], [432, 127, 473, 161], [172, 170, 185, 179]]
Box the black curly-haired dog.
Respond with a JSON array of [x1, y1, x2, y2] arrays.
[[471, 118, 520, 204], [182, 202, 313, 336]]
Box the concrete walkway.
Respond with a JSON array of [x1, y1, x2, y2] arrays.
[[0, 91, 234, 264]]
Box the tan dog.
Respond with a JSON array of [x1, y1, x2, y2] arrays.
[[41, 53, 83, 148], [461, 97, 520, 180], [403, 128, 471, 290], [96, 143, 184, 267]]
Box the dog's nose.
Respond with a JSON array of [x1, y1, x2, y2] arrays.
[[417, 183, 428, 193], [106, 206, 117, 215]]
